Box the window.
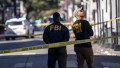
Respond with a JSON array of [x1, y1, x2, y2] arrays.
[[7, 22, 22, 26]]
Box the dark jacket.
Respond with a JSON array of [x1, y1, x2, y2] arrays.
[[72, 20, 93, 47], [43, 21, 70, 45]]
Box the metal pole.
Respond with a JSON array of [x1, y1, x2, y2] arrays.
[[94, 15, 96, 38], [99, 4, 101, 38], [102, 9, 105, 44], [118, 0, 120, 33], [98, 0, 100, 38], [99, 0, 103, 44], [97, 0, 99, 39], [110, 0, 113, 45], [116, 0, 118, 44], [106, 0, 108, 43]]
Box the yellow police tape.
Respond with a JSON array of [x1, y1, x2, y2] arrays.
[[34, 17, 120, 26], [0, 17, 120, 37], [0, 35, 120, 54], [0, 17, 120, 26], [90, 17, 120, 26], [0, 24, 4, 26], [35, 22, 73, 26], [0, 22, 72, 26]]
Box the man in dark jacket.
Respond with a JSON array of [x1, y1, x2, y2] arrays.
[[43, 12, 70, 68], [72, 8, 94, 68]]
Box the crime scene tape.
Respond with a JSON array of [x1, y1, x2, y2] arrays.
[[90, 17, 120, 26], [26, 17, 120, 26], [68, 17, 120, 31], [35, 22, 73, 26], [0, 22, 73, 27], [0, 17, 120, 26], [0, 17, 120, 37], [0, 35, 120, 54], [0, 24, 4, 26], [33, 17, 120, 26]]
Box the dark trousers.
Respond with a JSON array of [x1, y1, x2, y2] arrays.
[[48, 47, 67, 68], [74, 47, 94, 68]]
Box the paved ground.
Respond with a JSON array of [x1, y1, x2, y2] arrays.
[[0, 43, 120, 68], [0, 31, 120, 68]]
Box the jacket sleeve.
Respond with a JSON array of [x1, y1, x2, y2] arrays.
[[86, 21, 94, 36], [43, 28, 50, 44], [63, 27, 70, 41]]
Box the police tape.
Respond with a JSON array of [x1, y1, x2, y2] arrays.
[[0, 24, 4, 26], [34, 22, 73, 26], [0, 17, 120, 26], [0, 17, 120, 37], [0, 35, 120, 54], [0, 22, 73, 27], [90, 17, 120, 26], [26, 17, 120, 26]]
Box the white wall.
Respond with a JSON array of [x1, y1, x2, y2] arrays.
[[84, 0, 118, 36], [111, 0, 117, 32]]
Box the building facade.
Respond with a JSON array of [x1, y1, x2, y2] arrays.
[[83, 0, 120, 47]]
